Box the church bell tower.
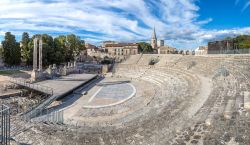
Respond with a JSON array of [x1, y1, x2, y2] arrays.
[[151, 27, 157, 49]]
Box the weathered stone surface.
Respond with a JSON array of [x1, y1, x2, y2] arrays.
[[5, 55, 250, 145]]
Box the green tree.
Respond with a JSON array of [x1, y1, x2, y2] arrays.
[[54, 35, 67, 64], [27, 37, 35, 65], [225, 36, 232, 40], [21, 32, 31, 65], [3, 32, 85, 66], [234, 35, 250, 49], [66, 34, 84, 61], [0, 45, 3, 57], [1, 32, 21, 65], [138, 42, 153, 53], [42, 34, 55, 65]]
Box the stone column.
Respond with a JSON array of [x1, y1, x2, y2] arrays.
[[52, 64, 57, 76], [61, 65, 67, 76], [47, 65, 52, 75], [38, 38, 43, 71], [67, 62, 70, 68], [33, 38, 38, 71], [52, 64, 56, 69]]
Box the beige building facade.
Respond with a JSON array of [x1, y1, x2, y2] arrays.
[[104, 43, 138, 56], [158, 40, 164, 47], [85, 43, 98, 56], [195, 46, 208, 55], [157, 46, 177, 54]]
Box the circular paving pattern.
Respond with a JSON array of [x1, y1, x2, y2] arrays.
[[83, 82, 136, 108]]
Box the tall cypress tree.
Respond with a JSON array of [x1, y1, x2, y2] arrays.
[[1, 32, 21, 65]]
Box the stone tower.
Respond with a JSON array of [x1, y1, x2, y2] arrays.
[[151, 27, 157, 49]]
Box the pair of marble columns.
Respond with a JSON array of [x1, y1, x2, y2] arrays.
[[33, 37, 43, 71]]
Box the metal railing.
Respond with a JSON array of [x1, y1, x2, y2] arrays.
[[207, 48, 250, 54], [0, 66, 32, 71], [30, 109, 64, 124], [24, 94, 60, 120], [24, 74, 100, 121], [9, 78, 53, 95], [0, 104, 10, 145]]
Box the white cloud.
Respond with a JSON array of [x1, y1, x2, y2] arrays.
[[0, 0, 249, 49], [242, 1, 250, 12], [235, 0, 250, 12]]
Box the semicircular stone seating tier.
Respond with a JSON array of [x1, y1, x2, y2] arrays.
[[10, 55, 250, 145], [169, 56, 250, 145], [67, 65, 201, 130]]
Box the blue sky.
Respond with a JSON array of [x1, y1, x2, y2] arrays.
[[197, 0, 250, 29], [0, 0, 250, 49]]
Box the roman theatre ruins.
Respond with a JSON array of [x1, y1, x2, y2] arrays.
[[4, 54, 250, 145]]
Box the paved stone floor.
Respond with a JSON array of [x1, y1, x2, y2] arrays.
[[35, 73, 97, 97], [56, 78, 137, 123], [86, 82, 136, 107]]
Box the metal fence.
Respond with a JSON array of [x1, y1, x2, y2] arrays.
[[26, 109, 64, 124], [0, 66, 32, 71], [207, 48, 250, 54], [9, 78, 53, 95], [0, 105, 10, 145]]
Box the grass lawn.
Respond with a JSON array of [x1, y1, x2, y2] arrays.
[[0, 70, 23, 75]]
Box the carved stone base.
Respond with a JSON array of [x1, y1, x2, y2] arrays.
[[60, 66, 67, 76], [31, 70, 43, 82], [102, 65, 108, 74]]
